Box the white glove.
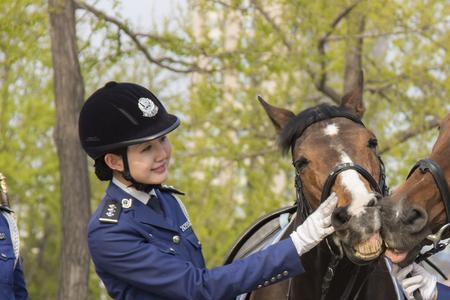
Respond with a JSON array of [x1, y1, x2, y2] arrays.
[[290, 192, 337, 256], [392, 263, 437, 300]]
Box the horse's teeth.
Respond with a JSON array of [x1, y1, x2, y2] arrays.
[[354, 235, 382, 255]]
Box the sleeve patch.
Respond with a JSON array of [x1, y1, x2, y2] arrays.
[[99, 199, 122, 224]]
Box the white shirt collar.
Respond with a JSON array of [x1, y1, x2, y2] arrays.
[[112, 177, 156, 205]]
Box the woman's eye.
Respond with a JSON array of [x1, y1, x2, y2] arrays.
[[368, 138, 378, 149], [142, 145, 152, 152]]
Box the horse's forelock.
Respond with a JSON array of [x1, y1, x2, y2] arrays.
[[278, 104, 359, 155]]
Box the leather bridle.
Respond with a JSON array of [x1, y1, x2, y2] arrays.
[[407, 159, 450, 222], [407, 159, 450, 265]]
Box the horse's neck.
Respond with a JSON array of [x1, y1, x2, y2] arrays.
[[295, 240, 340, 299], [280, 217, 338, 299], [293, 246, 396, 300]]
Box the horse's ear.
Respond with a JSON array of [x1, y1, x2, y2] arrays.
[[340, 70, 365, 118], [258, 95, 295, 133]]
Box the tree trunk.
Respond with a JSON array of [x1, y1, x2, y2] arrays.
[[343, 12, 366, 96], [48, 1, 91, 299]]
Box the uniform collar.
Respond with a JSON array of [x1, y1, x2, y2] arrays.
[[112, 177, 156, 205], [106, 181, 177, 233]]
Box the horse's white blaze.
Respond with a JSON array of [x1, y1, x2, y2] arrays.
[[324, 123, 339, 136], [339, 151, 376, 217]]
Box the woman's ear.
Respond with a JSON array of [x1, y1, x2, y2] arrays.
[[104, 153, 124, 172]]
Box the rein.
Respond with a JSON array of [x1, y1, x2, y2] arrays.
[[287, 107, 388, 300], [408, 159, 450, 265]]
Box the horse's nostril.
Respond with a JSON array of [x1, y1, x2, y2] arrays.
[[404, 207, 427, 229], [332, 207, 351, 227], [367, 199, 376, 207], [406, 208, 424, 224]]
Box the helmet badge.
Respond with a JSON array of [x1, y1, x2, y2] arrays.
[[138, 97, 158, 118]]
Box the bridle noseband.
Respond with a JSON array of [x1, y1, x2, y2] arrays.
[[408, 159, 450, 264], [320, 162, 383, 203]]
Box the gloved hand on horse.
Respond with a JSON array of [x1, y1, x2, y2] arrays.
[[392, 262, 437, 300], [290, 192, 337, 256]]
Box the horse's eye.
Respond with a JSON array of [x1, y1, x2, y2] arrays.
[[368, 138, 378, 149], [294, 157, 309, 172]]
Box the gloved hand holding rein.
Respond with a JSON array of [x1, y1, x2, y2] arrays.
[[392, 263, 438, 300]]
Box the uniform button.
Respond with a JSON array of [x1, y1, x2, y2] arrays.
[[0, 232, 5, 240], [271, 277, 276, 282], [263, 280, 269, 286], [172, 235, 181, 244], [277, 273, 282, 280], [282, 270, 289, 276], [257, 284, 262, 289]]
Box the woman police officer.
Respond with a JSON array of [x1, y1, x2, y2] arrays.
[[78, 81, 339, 300]]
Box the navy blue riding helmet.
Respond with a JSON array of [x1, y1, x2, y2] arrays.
[[78, 81, 180, 189]]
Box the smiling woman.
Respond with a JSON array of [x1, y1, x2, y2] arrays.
[[105, 137, 172, 187], [78, 81, 340, 300]]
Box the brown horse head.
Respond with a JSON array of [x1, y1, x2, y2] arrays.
[[381, 113, 450, 267], [259, 78, 385, 264]]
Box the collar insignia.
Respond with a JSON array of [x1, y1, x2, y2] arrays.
[[121, 198, 132, 209]]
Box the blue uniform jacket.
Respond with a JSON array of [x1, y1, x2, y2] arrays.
[[88, 182, 305, 300], [437, 282, 450, 299], [0, 211, 28, 300]]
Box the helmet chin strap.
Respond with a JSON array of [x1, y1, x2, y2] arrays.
[[120, 149, 161, 192]]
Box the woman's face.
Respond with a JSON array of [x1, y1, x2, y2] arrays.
[[126, 136, 172, 184]]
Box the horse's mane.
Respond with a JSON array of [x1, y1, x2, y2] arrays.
[[278, 103, 363, 154]]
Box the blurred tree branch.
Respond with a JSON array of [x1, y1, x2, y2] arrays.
[[379, 118, 440, 154], [309, 1, 362, 104], [250, 0, 292, 50], [75, 0, 219, 73]]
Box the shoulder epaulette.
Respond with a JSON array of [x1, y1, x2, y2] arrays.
[[161, 185, 185, 195], [0, 205, 13, 214], [99, 199, 122, 224]]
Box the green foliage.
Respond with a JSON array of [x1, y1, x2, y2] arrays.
[[0, 0, 61, 298], [172, 0, 449, 266]]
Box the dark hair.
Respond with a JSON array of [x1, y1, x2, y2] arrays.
[[93, 148, 126, 181]]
